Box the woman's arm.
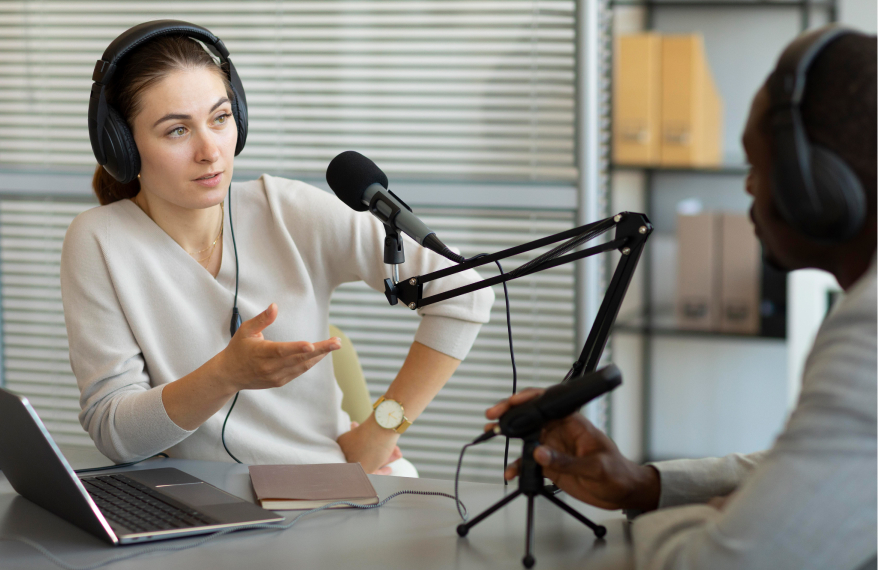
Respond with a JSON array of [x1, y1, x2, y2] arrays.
[[163, 303, 339, 430], [336, 340, 460, 473]]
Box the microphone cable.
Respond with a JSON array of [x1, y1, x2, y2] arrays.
[[463, 254, 517, 485]]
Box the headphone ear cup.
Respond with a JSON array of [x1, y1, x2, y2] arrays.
[[226, 61, 248, 156], [101, 105, 140, 184], [770, 126, 807, 231], [809, 145, 867, 241]]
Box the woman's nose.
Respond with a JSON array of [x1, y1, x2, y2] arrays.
[[195, 131, 220, 163]]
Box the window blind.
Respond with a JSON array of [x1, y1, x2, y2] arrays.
[[0, 0, 577, 182], [1, 200, 578, 483]]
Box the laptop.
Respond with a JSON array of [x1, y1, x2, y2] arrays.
[[0, 387, 284, 545]]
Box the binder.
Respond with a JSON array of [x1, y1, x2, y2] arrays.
[[719, 213, 761, 334], [613, 33, 662, 165], [676, 212, 721, 330], [660, 35, 723, 167]]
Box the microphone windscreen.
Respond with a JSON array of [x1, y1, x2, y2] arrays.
[[326, 150, 389, 212]]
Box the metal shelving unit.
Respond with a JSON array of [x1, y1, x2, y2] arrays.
[[606, 0, 838, 459]]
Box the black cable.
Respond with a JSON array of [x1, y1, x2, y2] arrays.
[[221, 393, 243, 464], [73, 453, 169, 474], [454, 442, 474, 521], [222, 178, 243, 464], [464, 254, 517, 486], [2, 489, 467, 570], [495, 259, 517, 487]]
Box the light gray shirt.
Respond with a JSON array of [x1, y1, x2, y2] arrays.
[[60, 175, 494, 465], [632, 257, 877, 570]]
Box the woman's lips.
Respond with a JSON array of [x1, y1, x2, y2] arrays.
[[194, 172, 223, 187]]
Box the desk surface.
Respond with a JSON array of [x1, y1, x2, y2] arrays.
[[0, 448, 633, 570]]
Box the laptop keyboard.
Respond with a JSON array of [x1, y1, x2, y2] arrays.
[[81, 474, 215, 533]]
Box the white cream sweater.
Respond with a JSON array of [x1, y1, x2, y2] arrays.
[[60, 175, 494, 465]]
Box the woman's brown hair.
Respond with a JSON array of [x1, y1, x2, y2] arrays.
[[92, 36, 233, 205]]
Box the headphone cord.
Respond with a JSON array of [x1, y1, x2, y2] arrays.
[[2, 490, 467, 570], [223, 178, 244, 464]]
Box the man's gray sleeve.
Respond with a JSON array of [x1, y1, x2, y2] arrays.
[[650, 451, 767, 508]]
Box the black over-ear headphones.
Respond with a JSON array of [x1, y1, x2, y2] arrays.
[[87, 20, 249, 184], [768, 25, 866, 243]]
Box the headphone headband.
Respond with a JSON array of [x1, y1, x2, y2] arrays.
[[88, 20, 248, 183], [93, 21, 228, 86]]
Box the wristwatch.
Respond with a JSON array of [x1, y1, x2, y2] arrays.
[[372, 396, 413, 434]]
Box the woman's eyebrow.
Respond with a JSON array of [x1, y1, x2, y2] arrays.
[[152, 97, 231, 128]]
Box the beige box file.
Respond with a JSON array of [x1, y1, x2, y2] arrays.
[[613, 33, 662, 165], [676, 212, 721, 330], [660, 35, 723, 167], [719, 213, 762, 334]]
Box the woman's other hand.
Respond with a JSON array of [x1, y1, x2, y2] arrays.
[[485, 389, 661, 513], [337, 420, 401, 474], [215, 303, 340, 392]]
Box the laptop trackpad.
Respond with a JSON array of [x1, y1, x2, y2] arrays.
[[158, 483, 244, 506]]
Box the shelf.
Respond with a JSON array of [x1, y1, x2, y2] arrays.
[[611, 163, 749, 175], [610, 0, 834, 8], [614, 309, 786, 340]]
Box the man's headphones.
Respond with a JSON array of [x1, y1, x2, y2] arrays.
[[87, 20, 249, 184], [768, 25, 866, 243]]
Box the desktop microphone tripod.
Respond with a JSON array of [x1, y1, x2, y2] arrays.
[[456, 432, 605, 569]]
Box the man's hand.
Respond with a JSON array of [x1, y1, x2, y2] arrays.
[[486, 389, 661, 512], [337, 420, 402, 475]]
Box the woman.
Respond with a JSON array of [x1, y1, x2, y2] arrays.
[[62, 23, 493, 475]]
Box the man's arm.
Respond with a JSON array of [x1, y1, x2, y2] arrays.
[[649, 451, 766, 509]]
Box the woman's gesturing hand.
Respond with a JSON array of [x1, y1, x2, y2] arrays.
[[216, 303, 340, 392], [485, 389, 661, 512]]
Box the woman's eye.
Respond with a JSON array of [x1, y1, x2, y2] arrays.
[[215, 113, 230, 125], [169, 127, 186, 137]]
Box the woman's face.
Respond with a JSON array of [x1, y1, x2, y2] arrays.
[[131, 67, 236, 211]]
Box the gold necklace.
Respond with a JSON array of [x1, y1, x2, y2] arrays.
[[187, 202, 224, 260]]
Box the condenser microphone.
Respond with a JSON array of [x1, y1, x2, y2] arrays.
[[474, 364, 622, 444], [326, 151, 464, 263]]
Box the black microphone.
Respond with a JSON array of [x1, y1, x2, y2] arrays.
[[474, 364, 622, 444], [326, 151, 464, 263]]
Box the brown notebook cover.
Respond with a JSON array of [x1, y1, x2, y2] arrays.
[[248, 463, 379, 510]]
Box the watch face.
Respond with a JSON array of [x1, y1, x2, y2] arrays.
[[375, 400, 404, 429]]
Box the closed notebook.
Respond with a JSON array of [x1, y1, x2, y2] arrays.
[[249, 463, 379, 510]]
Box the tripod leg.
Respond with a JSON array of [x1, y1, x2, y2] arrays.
[[540, 489, 607, 538], [522, 494, 536, 568], [457, 489, 521, 537]]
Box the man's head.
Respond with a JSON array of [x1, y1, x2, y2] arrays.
[[743, 29, 876, 287]]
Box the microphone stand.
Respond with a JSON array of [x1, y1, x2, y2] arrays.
[[383, 211, 653, 568]]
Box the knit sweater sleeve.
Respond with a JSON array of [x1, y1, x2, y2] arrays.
[[262, 175, 494, 360], [60, 207, 193, 463]]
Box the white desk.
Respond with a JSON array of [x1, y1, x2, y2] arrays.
[[0, 449, 634, 569]]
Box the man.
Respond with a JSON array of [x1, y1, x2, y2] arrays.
[[487, 27, 876, 570]]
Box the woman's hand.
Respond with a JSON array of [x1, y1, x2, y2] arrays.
[[337, 419, 401, 474], [214, 303, 340, 392], [485, 389, 661, 512]]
